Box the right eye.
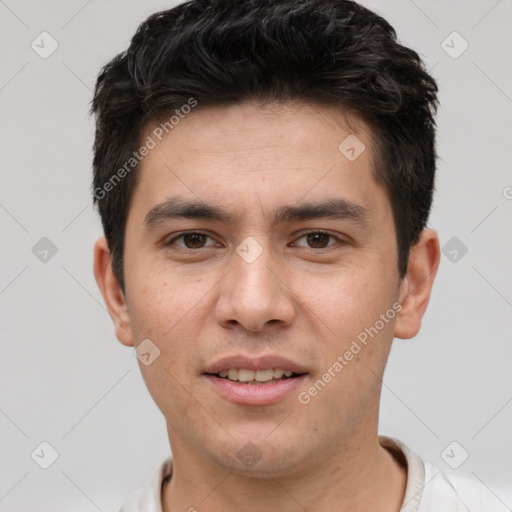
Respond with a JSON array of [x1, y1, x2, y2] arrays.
[[166, 231, 218, 249]]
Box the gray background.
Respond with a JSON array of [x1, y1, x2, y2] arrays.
[[1, 0, 511, 510]]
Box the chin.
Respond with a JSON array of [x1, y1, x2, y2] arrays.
[[210, 436, 310, 480]]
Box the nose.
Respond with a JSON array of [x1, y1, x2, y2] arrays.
[[215, 243, 296, 333]]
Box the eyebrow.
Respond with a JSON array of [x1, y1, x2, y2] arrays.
[[143, 196, 370, 230]]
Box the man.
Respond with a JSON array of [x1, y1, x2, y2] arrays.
[[91, 0, 498, 510]]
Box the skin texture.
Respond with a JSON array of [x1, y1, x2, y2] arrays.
[[94, 100, 440, 511]]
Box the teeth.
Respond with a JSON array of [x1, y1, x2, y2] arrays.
[[238, 368, 255, 382], [273, 369, 284, 378], [255, 369, 274, 381], [216, 368, 297, 382]]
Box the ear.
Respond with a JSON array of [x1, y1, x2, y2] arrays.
[[394, 229, 440, 339], [93, 237, 134, 347]]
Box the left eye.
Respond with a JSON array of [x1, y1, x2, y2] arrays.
[[293, 232, 339, 249]]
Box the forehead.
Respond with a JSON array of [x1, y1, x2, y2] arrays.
[[130, 100, 385, 224], [146, 100, 374, 163]]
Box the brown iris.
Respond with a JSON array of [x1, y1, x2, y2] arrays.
[[306, 232, 330, 248], [182, 233, 207, 248]]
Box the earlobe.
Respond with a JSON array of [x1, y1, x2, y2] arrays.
[[393, 229, 440, 340], [93, 237, 135, 347]]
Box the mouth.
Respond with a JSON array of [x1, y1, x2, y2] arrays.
[[203, 363, 308, 405], [202, 354, 309, 405], [205, 368, 307, 385]]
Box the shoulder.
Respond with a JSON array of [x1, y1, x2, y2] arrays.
[[119, 457, 173, 512], [418, 460, 510, 512], [379, 436, 510, 512]]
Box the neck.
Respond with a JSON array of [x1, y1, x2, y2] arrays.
[[162, 429, 407, 512]]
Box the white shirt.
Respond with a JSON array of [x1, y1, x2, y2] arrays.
[[120, 436, 508, 512]]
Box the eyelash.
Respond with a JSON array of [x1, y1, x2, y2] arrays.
[[165, 230, 344, 250]]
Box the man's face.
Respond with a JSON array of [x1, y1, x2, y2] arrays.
[[118, 101, 406, 476]]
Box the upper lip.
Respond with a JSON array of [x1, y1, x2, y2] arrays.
[[203, 354, 308, 375]]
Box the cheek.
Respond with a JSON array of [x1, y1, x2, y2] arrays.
[[131, 281, 206, 418], [315, 267, 390, 327], [305, 260, 398, 377], [127, 259, 208, 338], [125, 275, 202, 398]]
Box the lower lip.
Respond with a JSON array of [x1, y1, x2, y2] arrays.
[[204, 374, 307, 405]]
